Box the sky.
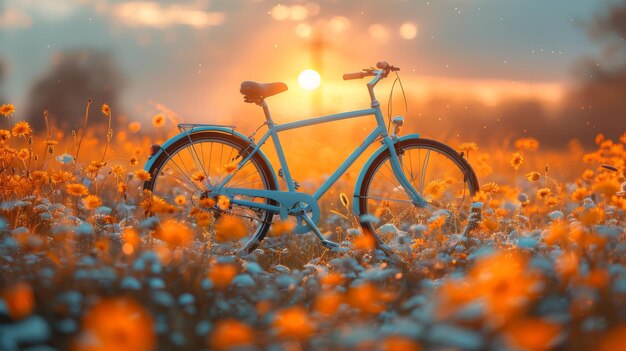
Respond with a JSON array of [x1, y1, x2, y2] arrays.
[[0, 0, 618, 125]]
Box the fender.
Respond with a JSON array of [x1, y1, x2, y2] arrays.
[[144, 125, 279, 188], [352, 133, 421, 216]]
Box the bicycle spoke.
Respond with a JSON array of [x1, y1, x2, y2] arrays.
[[360, 141, 477, 250]]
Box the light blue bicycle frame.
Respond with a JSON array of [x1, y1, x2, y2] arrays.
[[144, 69, 432, 245], [212, 69, 427, 225]]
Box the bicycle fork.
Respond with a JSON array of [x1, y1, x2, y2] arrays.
[[383, 137, 429, 208]]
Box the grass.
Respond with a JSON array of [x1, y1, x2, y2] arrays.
[[0, 102, 625, 350]]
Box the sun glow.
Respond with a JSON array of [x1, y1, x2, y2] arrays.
[[298, 69, 321, 91]]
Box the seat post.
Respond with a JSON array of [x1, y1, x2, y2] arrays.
[[260, 101, 273, 123]]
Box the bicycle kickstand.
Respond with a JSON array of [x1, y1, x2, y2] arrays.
[[298, 213, 339, 250]]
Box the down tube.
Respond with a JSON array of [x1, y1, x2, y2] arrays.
[[313, 127, 385, 200]]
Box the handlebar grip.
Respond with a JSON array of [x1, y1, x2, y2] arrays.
[[343, 72, 365, 80], [376, 61, 390, 70]]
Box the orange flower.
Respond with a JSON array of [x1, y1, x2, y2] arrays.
[[208, 263, 238, 289], [66, 183, 89, 196], [30, 170, 49, 185], [514, 137, 540, 151], [504, 318, 561, 351], [117, 182, 128, 195], [175, 195, 186, 206], [458, 142, 478, 153], [152, 114, 165, 127], [122, 228, 140, 247], [17, 148, 29, 161], [128, 121, 141, 133], [134, 170, 151, 181], [101, 103, 111, 116], [314, 290, 343, 316], [536, 187, 551, 200], [111, 165, 126, 176], [223, 162, 237, 173], [209, 319, 253, 350], [352, 232, 376, 250], [156, 220, 193, 248], [94, 238, 110, 253], [194, 211, 214, 227], [525, 171, 540, 182], [320, 272, 345, 287], [381, 336, 422, 351], [0, 103, 15, 117], [214, 215, 247, 242], [217, 195, 230, 210], [85, 161, 106, 174], [510, 152, 524, 170], [468, 250, 540, 322], [273, 306, 316, 340], [346, 282, 391, 314], [11, 121, 32, 137], [2, 282, 35, 320], [83, 194, 102, 209], [51, 170, 72, 184], [191, 171, 206, 182], [424, 179, 448, 200], [0, 129, 10, 142], [269, 219, 295, 236], [73, 297, 155, 351], [130, 155, 139, 166]]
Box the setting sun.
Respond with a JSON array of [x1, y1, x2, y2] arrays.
[[298, 69, 321, 91]]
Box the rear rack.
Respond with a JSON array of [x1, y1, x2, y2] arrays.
[[177, 123, 236, 133]]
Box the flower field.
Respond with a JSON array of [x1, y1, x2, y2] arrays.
[[1, 102, 626, 351]]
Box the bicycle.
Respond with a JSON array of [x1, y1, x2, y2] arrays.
[[143, 61, 479, 254]]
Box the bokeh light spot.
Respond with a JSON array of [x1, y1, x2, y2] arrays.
[[290, 5, 308, 21], [295, 23, 312, 38], [329, 16, 350, 34], [298, 69, 321, 91], [399, 22, 418, 39], [271, 5, 289, 21], [369, 24, 389, 42]]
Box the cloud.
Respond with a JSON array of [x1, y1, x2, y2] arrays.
[[0, 0, 80, 28], [0, 7, 32, 29], [112, 2, 225, 29]]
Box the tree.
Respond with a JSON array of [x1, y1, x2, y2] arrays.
[[558, 0, 626, 143], [25, 50, 124, 133]]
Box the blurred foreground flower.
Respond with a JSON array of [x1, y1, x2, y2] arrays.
[[214, 215, 247, 242], [2, 282, 35, 320], [156, 219, 193, 248], [209, 319, 253, 350], [273, 305, 316, 340], [504, 318, 561, 351], [73, 297, 155, 351], [208, 262, 238, 289]]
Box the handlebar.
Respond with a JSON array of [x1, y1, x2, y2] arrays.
[[343, 61, 400, 80]]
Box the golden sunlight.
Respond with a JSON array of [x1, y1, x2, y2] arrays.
[[297, 69, 321, 91]]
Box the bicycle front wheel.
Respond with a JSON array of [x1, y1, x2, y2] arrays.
[[357, 138, 479, 251], [144, 131, 277, 252]]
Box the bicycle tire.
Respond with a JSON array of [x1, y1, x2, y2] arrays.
[[357, 138, 479, 251], [144, 131, 277, 252]]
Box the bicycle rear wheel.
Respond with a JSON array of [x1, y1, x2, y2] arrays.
[[357, 138, 479, 252], [144, 131, 277, 252]]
